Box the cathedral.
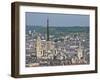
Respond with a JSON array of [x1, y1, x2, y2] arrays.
[[36, 18, 55, 59], [35, 18, 85, 65]]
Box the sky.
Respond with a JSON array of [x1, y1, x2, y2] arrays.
[[26, 12, 90, 27]]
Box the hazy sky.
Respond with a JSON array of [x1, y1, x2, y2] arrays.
[[26, 12, 89, 27]]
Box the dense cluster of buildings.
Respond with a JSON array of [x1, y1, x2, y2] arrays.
[[26, 19, 89, 67]]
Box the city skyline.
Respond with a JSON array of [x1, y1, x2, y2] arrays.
[[25, 13, 90, 67], [26, 12, 90, 27]]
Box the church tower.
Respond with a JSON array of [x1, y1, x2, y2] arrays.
[[36, 36, 42, 58], [77, 42, 83, 60]]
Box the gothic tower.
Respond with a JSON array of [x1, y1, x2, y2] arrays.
[[77, 42, 83, 60], [36, 36, 42, 58]]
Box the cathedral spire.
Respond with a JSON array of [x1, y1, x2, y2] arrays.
[[47, 18, 49, 41]]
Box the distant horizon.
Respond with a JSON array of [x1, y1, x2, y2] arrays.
[[26, 25, 89, 27], [26, 12, 90, 27]]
